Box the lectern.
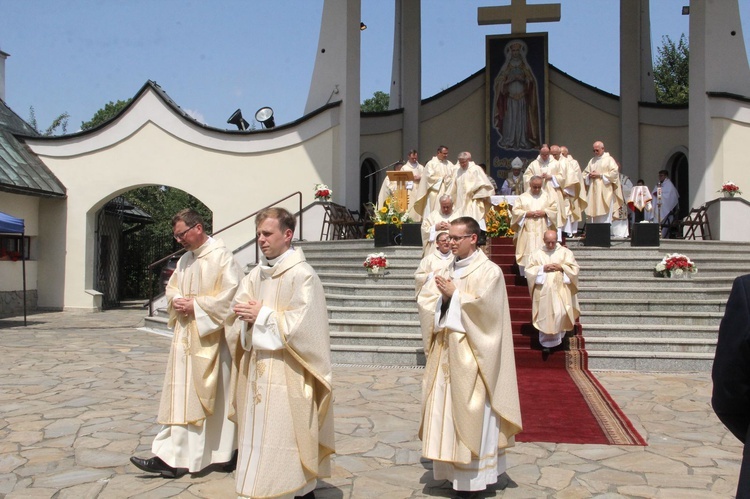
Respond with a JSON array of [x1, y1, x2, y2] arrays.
[[387, 170, 414, 213]]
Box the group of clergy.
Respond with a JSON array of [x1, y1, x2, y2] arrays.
[[130, 207, 333, 499], [379, 145, 496, 232]]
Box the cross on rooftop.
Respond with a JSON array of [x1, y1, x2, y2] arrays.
[[478, 0, 561, 34]]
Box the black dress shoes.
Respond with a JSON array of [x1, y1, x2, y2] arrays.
[[130, 456, 188, 478], [294, 492, 315, 499], [222, 449, 238, 473]]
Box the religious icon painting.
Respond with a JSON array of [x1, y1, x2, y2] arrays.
[[485, 33, 549, 185]]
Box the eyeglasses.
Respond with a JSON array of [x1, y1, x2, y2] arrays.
[[448, 235, 473, 242], [174, 224, 198, 240]]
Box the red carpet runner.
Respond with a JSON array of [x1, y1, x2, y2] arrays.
[[490, 238, 646, 446]]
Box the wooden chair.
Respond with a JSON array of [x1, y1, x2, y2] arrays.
[[679, 204, 712, 240], [659, 206, 680, 239], [347, 209, 365, 239], [320, 202, 349, 241], [335, 204, 362, 239], [319, 202, 337, 241]]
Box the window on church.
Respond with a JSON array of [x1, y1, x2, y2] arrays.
[[0, 235, 31, 261]]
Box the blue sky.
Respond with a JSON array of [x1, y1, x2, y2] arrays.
[[1, 1, 748, 132]]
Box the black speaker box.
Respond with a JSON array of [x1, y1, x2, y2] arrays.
[[631, 223, 660, 247], [401, 223, 422, 246], [374, 224, 400, 247], [584, 223, 611, 247]]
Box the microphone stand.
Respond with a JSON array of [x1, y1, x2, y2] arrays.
[[365, 161, 401, 179]]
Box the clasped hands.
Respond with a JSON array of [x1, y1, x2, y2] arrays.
[[234, 300, 263, 325], [588, 171, 602, 179], [173, 297, 195, 317], [434, 275, 456, 299], [435, 221, 451, 231], [527, 210, 546, 219], [543, 263, 563, 273]]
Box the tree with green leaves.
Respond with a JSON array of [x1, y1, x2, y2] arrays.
[[80, 99, 132, 130], [119, 185, 214, 299], [653, 34, 689, 105], [27, 106, 69, 136], [361, 90, 390, 112]]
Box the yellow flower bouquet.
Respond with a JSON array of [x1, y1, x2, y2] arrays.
[[485, 199, 514, 238], [366, 197, 414, 239]]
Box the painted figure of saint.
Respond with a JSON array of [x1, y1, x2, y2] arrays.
[[493, 39, 541, 151]]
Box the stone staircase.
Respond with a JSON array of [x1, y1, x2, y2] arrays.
[[298, 240, 425, 366], [144, 237, 750, 371], [567, 238, 750, 371]]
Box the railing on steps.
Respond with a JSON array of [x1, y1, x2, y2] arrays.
[[145, 191, 303, 316]]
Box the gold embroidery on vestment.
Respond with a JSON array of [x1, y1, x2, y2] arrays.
[[252, 357, 266, 405]]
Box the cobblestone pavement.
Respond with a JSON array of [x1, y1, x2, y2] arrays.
[[0, 308, 742, 498]]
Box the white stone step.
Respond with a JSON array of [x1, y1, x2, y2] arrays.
[[587, 350, 715, 372], [583, 336, 716, 353]]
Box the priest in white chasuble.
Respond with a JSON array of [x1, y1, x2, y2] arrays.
[[417, 217, 522, 495], [420, 194, 458, 256], [611, 173, 633, 238], [559, 146, 588, 237], [414, 231, 453, 296], [228, 207, 334, 499], [525, 230, 581, 351], [402, 149, 425, 221], [449, 151, 495, 230], [511, 176, 558, 277], [413, 145, 455, 219], [523, 145, 566, 231], [131, 209, 244, 478], [583, 141, 622, 223]]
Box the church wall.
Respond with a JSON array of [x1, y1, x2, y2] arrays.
[[711, 118, 750, 195], [419, 85, 486, 164], [36, 197, 66, 309], [638, 124, 689, 185], [33, 118, 338, 310], [548, 82, 621, 167], [0, 192, 38, 294], [359, 128, 403, 172]]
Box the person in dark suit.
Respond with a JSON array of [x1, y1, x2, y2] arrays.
[[712, 274, 750, 498]]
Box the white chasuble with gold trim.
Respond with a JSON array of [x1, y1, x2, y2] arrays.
[[229, 248, 334, 499], [153, 237, 243, 472], [417, 250, 522, 492]]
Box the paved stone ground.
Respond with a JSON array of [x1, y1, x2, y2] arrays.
[[0, 308, 742, 498]]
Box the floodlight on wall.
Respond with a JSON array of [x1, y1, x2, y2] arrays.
[[360, 22, 367, 31], [681, 6, 689, 15], [227, 108, 249, 130], [255, 107, 275, 129]]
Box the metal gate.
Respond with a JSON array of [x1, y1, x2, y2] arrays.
[[94, 196, 126, 309]]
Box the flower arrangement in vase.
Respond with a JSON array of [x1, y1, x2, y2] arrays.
[[484, 198, 514, 238], [314, 183, 332, 202], [363, 252, 389, 275], [718, 181, 742, 198], [654, 253, 697, 278], [365, 197, 413, 239]]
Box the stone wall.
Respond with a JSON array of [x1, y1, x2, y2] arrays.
[[0, 290, 37, 318]]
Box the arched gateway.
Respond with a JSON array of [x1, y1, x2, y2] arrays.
[[22, 81, 341, 311]]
